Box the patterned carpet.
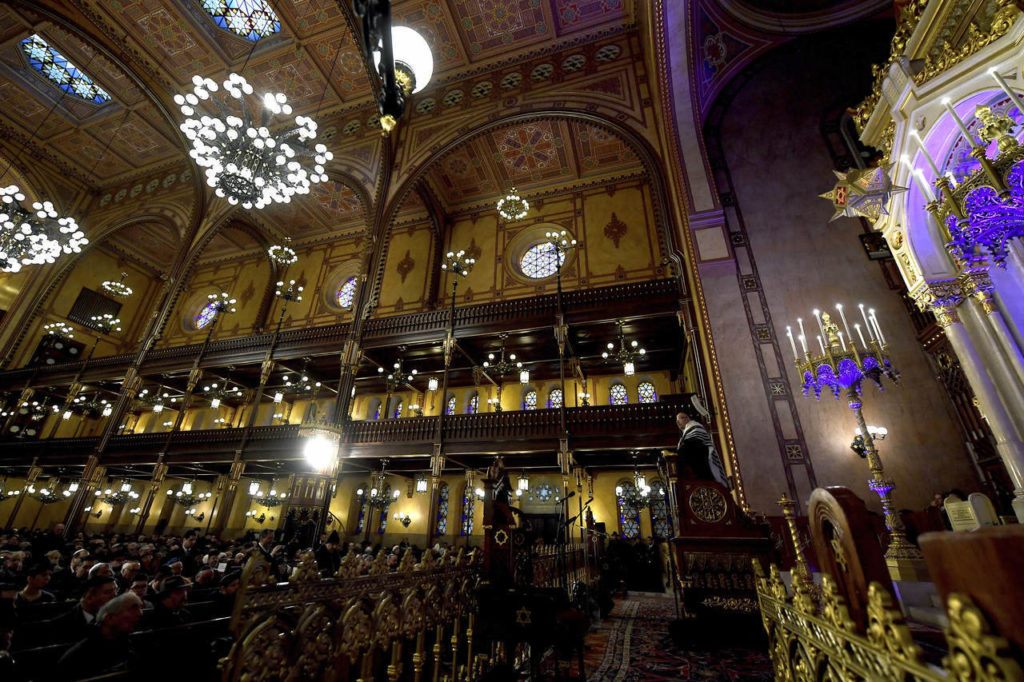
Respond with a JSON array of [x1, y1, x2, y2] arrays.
[[582, 593, 773, 681]]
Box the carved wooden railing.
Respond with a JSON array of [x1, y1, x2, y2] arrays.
[[531, 543, 591, 590], [221, 548, 485, 682], [0, 278, 680, 389], [754, 563, 1024, 682]]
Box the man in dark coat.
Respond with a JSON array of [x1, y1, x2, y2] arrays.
[[315, 531, 342, 577], [45, 575, 117, 645], [142, 575, 192, 629], [676, 398, 730, 488], [55, 592, 143, 680]]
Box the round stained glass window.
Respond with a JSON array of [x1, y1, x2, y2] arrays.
[[194, 302, 219, 330], [336, 277, 356, 308], [520, 242, 564, 279]]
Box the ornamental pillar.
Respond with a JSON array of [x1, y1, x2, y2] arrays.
[[962, 272, 1024, 403]]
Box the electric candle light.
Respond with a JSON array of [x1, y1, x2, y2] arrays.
[[909, 129, 942, 179], [798, 334, 808, 354], [989, 69, 1024, 118], [835, 303, 851, 340], [817, 335, 826, 355], [854, 323, 867, 350], [786, 326, 798, 360], [859, 304, 875, 341], [942, 97, 975, 142], [813, 309, 825, 338]]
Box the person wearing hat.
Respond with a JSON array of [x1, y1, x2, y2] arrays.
[[142, 575, 192, 629], [44, 575, 117, 644], [212, 571, 241, 616], [54, 592, 144, 680], [676, 396, 730, 489], [315, 530, 342, 577]]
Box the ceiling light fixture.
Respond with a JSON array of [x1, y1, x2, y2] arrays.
[[0, 184, 87, 273], [175, 74, 333, 209], [101, 272, 133, 298], [497, 187, 529, 221]]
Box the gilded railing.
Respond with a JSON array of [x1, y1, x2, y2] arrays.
[[221, 548, 485, 682], [531, 543, 590, 589], [753, 562, 1024, 682]]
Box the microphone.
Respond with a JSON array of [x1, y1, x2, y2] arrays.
[[562, 491, 576, 500]]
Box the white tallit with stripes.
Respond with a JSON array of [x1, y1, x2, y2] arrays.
[[681, 420, 730, 489]]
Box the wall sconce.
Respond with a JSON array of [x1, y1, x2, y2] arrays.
[[415, 474, 428, 494], [851, 425, 887, 458], [393, 511, 412, 528], [246, 510, 266, 524]]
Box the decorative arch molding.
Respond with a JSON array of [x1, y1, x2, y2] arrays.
[[0, 211, 185, 367], [373, 110, 686, 316], [0, 147, 67, 209], [323, 164, 375, 229], [718, 0, 891, 35]]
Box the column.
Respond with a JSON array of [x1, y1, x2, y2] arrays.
[[938, 304, 1024, 521], [970, 286, 1024, 398]]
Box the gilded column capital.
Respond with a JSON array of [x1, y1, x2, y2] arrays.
[[959, 269, 998, 314], [913, 279, 964, 328]]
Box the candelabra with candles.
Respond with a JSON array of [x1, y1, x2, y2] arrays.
[[901, 72, 1024, 267], [602, 320, 646, 376], [785, 303, 926, 579], [482, 333, 529, 411], [248, 480, 287, 508], [101, 272, 133, 298]]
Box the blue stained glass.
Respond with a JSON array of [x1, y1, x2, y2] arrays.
[[610, 384, 628, 405], [21, 35, 110, 104], [616, 482, 641, 539], [392, 399, 403, 418], [523, 390, 537, 410], [356, 498, 367, 533], [650, 482, 671, 538], [520, 242, 565, 279], [638, 381, 657, 403], [336, 277, 356, 308], [373, 401, 382, 420], [436, 484, 449, 535], [200, 0, 281, 41], [461, 492, 474, 535], [446, 395, 456, 416], [547, 388, 562, 409], [194, 302, 219, 330], [378, 508, 388, 534], [467, 394, 478, 414]]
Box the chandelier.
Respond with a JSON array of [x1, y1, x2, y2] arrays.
[[89, 313, 121, 335], [353, 1, 434, 134], [0, 185, 87, 273], [97, 480, 139, 507], [136, 387, 178, 413], [497, 187, 529, 221], [101, 272, 133, 298], [202, 380, 241, 409], [175, 73, 333, 209], [602, 320, 646, 375], [275, 278, 303, 301], [207, 291, 237, 317], [441, 249, 476, 277], [378, 346, 417, 393], [43, 322, 74, 340], [268, 238, 298, 266], [166, 480, 212, 508], [483, 333, 523, 377], [32, 481, 74, 505], [299, 422, 341, 473], [616, 458, 652, 510], [248, 480, 287, 508], [283, 359, 321, 395], [362, 460, 400, 510]]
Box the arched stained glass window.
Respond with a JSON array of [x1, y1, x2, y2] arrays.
[[520, 242, 564, 279], [199, 0, 281, 41], [373, 401, 382, 420], [460, 490, 474, 535], [21, 35, 110, 104], [194, 302, 219, 330], [638, 381, 657, 403], [467, 393, 479, 414], [378, 507, 388, 534], [547, 388, 563, 409], [336, 277, 357, 308], [355, 496, 368, 533], [649, 480, 671, 539], [435, 483, 449, 535], [610, 383, 628, 405], [615, 481, 641, 539], [523, 389, 537, 410], [446, 394, 456, 416], [392, 399, 403, 419]]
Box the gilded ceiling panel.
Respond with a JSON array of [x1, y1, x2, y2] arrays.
[[551, 0, 631, 34], [393, 0, 468, 73], [280, 0, 345, 38], [449, 0, 555, 60]]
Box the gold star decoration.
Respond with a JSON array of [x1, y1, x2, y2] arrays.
[[819, 166, 906, 222], [516, 607, 532, 626], [494, 529, 509, 546]]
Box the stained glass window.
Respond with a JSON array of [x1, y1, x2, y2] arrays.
[[523, 390, 537, 410], [392, 399, 403, 418], [547, 388, 563, 409], [21, 35, 110, 104], [649, 481, 671, 538], [336, 277, 357, 308], [520, 242, 564, 279], [372, 400, 382, 420], [355, 497, 367, 533], [616, 481, 641, 539], [200, 0, 281, 41], [461, 491, 474, 535], [194, 302, 219, 330], [610, 383, 628, 405], [467, 393, 478, 414], [534, 483, 553, 503], [638, 381, 657, 403], [378, 507, 388, 534], [436, 483, 449, 535], [446, 395, 456, 416]]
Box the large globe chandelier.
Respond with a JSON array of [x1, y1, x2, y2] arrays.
[[174, 74, 333, 209], [0, 185, 87, 273]]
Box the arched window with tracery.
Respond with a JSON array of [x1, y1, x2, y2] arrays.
[[637, 381, 657, 404], [649, 479, 671, 539], [615, 480, 641, 539], [461, 488, 474, 536], [336, 277, 357, 308], [547, 387, 563, 409], [446, 394, 456, 416], [367, 398, 382, 420], [355, 485, 368, 534], [466, 392, 479, 414], [610, 383, 628, 405], [523, 389, 537, 411], [391, 398, 403, 419], [435, 483, 449, 535]]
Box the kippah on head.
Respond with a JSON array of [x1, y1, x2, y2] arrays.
[[85, 574, 115, 590]]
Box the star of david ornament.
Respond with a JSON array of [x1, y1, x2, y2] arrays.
[[820, 166, 906, 222]]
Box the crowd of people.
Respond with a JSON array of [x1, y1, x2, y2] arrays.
[[0, 523, 446, 681]]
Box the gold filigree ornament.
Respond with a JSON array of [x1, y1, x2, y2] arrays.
[[296, 604, 335, 680], [335, 551, 360, 580], [340, 602, 373, 663], [819, 574, 856, 633], [373, 594, 402, 648], [767, 564, 790, 602], [944, 592, 1024, 681], [865, 582, 923, 663], [688, 485, 727, 523], [238, 615, 291, 681], [289, 550, 320, 583]]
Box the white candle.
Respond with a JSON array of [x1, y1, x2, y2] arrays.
[[812, 309, 825, 337], [943, 98, 975, 143], [817, 335, 826, 355], [797, 317, 806, 345], [798, 334, 808, 354], [910, 130, 942, 179], [869, 309, 886, 345], [859, 304, 875, 341], [990, 69, 1024, 119], [786, 326, 798, 360], [854, 323, 867, 350], [901, 156, 936, 201], [945, 171, 958, 188], [838, 331, 846, 351], [835, 303, 852, 339]]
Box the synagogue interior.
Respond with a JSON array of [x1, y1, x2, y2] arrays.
[[0, 0, 1022, 680]]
